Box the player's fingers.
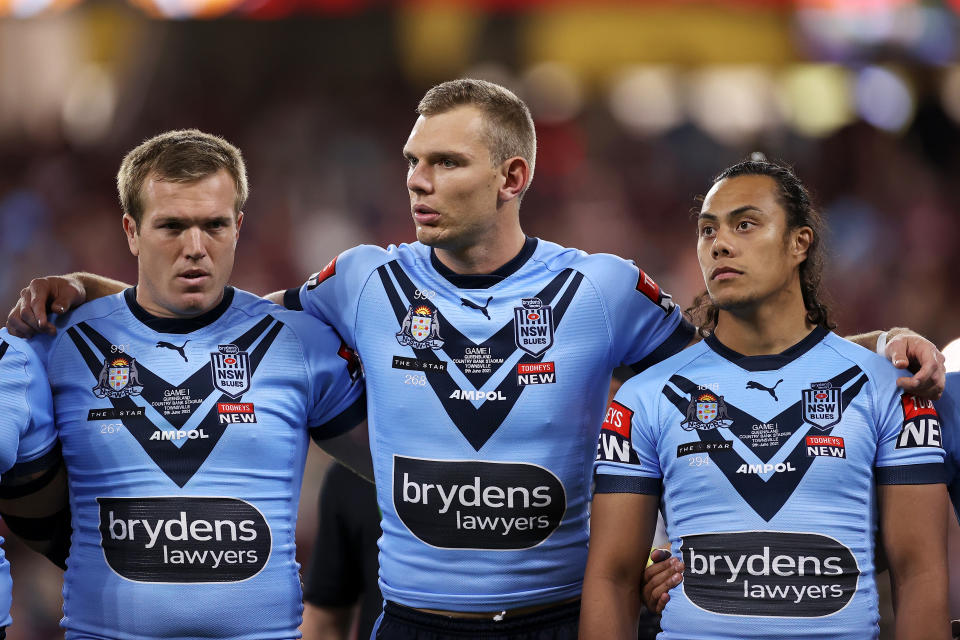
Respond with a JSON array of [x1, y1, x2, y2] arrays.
[[654, 591, 670, 614], [6, 303, 34, 338], [649, 548, 672, 564], [896, 350, 945, 401], [885, 337, 910, 370], [16, 288, 43, 333], [642, 556, 683, 610]]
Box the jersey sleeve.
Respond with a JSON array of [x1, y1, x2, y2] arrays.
[[0, 333, 58, 475], [290, 315, 366, 440], [283, 245, 387, 348], [873, 367, 946, 485], [937, 374, 960, 523], [589, 255, 694, 373], [593, 381, 663, 495]]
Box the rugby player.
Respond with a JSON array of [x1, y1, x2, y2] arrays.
[[12, 130, 371, 638], [582, 160, 950, 639], [5, 83, 947, 638]]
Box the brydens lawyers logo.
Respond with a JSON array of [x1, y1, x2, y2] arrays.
[[211, 345, 250, 399], [896, 394, 942, 449], [93, 355, 143, 399], [396, 304, 444, 350], [514, 298, 553, 357], [802, 382, 842, 430]]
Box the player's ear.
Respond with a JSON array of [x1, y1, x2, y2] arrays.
[[791, 226, 813, 265], [122, 214, 140, 258], [235, 212, 244, 247], [498, 157, 530, 204]]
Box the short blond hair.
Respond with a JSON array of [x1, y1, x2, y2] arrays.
[[117, 129, 248, 227], [418, 79, 536, 193]]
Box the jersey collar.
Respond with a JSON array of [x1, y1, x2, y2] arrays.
[[124, 286, 235, 334], [429, 236, 538, 289], [705, 326, 830, 371]]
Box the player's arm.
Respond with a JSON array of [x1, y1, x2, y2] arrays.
[[312, 420, 373, 483], [0, 453, 71, 568], [581, 492, 659, 640], [878, 482, 951, 640], [846, 328, 946, 400], [300, 603, 353, 640], [6, 272, 129, 337]]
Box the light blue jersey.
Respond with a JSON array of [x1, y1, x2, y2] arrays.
[[0, 330, 59, 628], [595, 328, 946, 639], [32, 287, 364, 640], [287, 237, 693, 610], [936, 372, 960, 523]]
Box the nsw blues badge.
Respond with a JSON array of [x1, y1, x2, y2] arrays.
[[514, 298, 554, 357], [211, 344, 250, 399], [802, 381, 842, 430]]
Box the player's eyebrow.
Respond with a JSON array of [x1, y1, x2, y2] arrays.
[[698, 205, 763, 220]]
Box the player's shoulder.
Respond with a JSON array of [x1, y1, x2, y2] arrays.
[[533, 239, 636, 278], [619, 340, 711, 405], [341, 243, 418, 271], [53, 289, 128, 330], [0, 328, 41, 366], [820, 332, 900, 384]]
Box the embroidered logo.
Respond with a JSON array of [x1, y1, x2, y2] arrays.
[[396, 305, 445, 350], [681, 390, 732, 431], [93, 355, 144, 399], [210, 344, 251, 399], [513, 298, 554, 357], [802, 382, 842, 430]]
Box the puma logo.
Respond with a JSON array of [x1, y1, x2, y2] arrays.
[[460, 296, 493, 320], [746, 379, 783, 401], [156, 340, 190, 362]]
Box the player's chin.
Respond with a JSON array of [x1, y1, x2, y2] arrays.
[[172, 289, 221, 317]]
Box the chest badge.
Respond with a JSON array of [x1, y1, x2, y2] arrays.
[[93, 355, 143, 399], [513, 298, 554, 357], [396, 305, 445, 350], [210, 344, 251, 399], [802, 382, 842, 430], [681, 390, 732, 431]]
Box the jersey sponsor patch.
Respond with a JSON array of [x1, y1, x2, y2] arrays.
[[806, 435, 846, 458], [513, 297, 554, 357], [337, 340, 362, 382], [635, 268, 675, 313], [681, 390, 732, 431], [596, 401, 640, 465], [896, 394, 942, 449], [93, 355, 144, 399], [217, 402, 257, 424], [802, 382, 842, 430], [98, 496, 271, 583], [210, 344, 251, 399], [677, 441, 733, 457], [392, 455, 565, 550], [680, 531, 859, 617], [516, 361, 556, 386], [306, 256, 337, 290], [396, 304, 445, 350]]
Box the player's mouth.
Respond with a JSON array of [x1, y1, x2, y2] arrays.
[[412, 204, 441, 225], [710, 266, 743, 281], [177, 269, 211, 285]]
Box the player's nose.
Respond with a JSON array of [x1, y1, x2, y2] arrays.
[[183, 227, 207, 259], [407, 163, 432, 194]]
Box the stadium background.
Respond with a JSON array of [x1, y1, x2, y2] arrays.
[[0, 0, 958, 637]]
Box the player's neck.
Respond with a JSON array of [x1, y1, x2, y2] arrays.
[[713, 290, 815, 357], [432, 226, 527, 275]]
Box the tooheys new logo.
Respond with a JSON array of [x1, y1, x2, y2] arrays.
[[98, 497, 271, 582], [393, 456, 565, 549], [680, 531, 859, 617]]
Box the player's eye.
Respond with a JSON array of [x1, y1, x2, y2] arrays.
[[737, 220, 755, 231], [698, 225, 714, 238], [405, 156, 418, 168], [439, 158, 457, 169]]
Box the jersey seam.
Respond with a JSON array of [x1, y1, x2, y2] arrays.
[[822, 337, 882, 438], [575, 267, 617, 369]]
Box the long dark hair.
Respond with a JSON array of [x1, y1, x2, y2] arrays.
[[686, 159, 835, 337]]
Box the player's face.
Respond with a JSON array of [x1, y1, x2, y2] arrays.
[[124, 169, 243, 318], [403, 105, 504, 251], [697, 174, 808, 313]]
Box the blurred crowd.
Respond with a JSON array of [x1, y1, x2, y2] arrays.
[[0, 14, 957, 640]]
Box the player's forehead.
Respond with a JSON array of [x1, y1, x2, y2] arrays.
[[700, 174, 782, 220], [140, 169, 238, 222], [403, 105, 490, 157]]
